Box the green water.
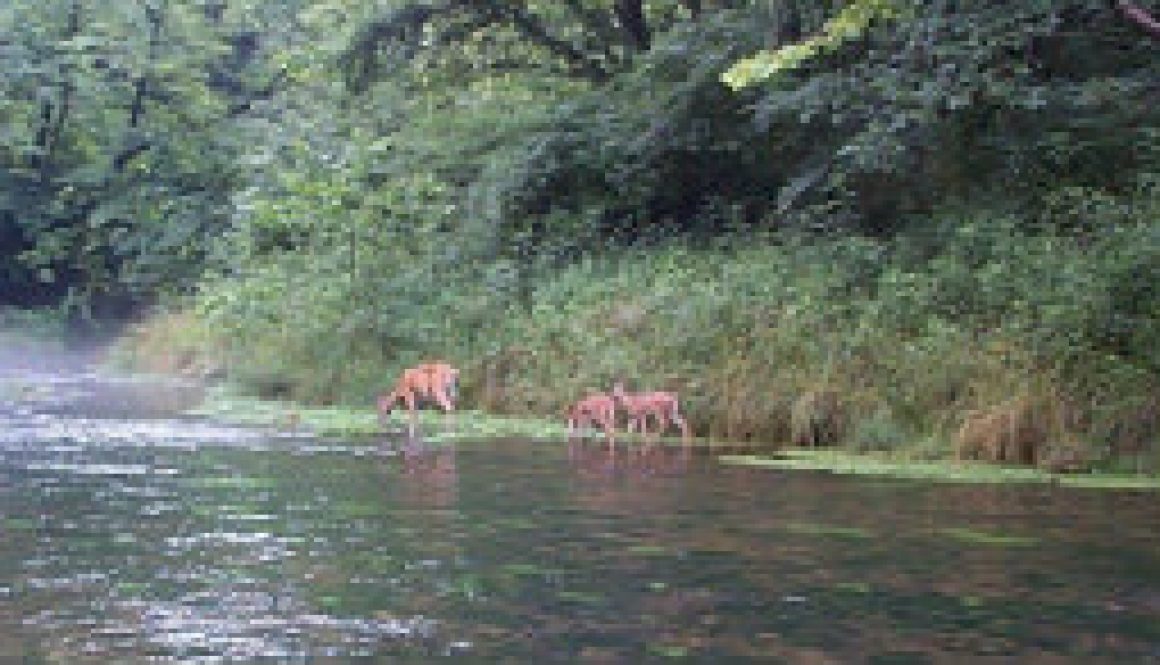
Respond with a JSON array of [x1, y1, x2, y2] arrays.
[[1, 371, 1158, 662]]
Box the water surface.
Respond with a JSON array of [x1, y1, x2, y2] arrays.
[[1, 369, 1158, 662]]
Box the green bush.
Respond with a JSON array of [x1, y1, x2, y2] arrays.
[[120, 186, 1158, 467]]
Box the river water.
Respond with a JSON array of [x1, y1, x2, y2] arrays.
[[1, 366, 1159, 663]]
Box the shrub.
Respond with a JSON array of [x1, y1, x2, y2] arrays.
[[120, 191, 1158, 467]]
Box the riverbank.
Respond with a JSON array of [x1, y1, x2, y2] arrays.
[[188, 384, 573, 443], [6, 367, 1159, 662], [113, 214, 1160, 475], [5, 342, 1157, 490], [721, 450, 1160, 491], [189, 384, 742, 449], [186, 383, 1160, 490]]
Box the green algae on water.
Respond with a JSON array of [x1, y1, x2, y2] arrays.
[[940, 527, 1039, 548], [785, 521, 872, 539], [719, 450, 1160, 490]]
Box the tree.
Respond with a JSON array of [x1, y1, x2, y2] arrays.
[[0, 0, 293, 316], [718, 0, 1160, 233], [340, 0, 716, 92]]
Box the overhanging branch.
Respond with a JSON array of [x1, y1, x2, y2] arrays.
[[341, 1, 615, 92], [1117, 0, 1160, 37]]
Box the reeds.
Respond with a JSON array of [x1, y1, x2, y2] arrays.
[[117, 209, 1159, 471]]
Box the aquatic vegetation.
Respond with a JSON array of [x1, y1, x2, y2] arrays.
[[492, 517, 538, 530], [556, 590, 606, 605], [186, 475, 280, 491], [3, 518, 39, 531], [188, 385, 572, 442], [625, 544, 674, 557], [1054, 475, 1160, 491], [940, 528, 1039, 548], [720, 450, 1047, 483], [785, 522, 872, 540], [647, 643, 691, 658], [5, 370, 1160, 662], [187, 384, 741, 448], [501, 563, 569, 581], [501, 563, 552, 577], [333, 501, 385, 520], [834, 581, 873, 594], [719, 450, 1160, 490]]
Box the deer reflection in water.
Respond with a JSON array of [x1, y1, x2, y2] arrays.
[[394, 441, 459, 509], [566, 440, 692, 519]]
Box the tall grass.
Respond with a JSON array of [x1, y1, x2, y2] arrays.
[[115, 197, 1159, 469]]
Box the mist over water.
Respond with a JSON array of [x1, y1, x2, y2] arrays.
[[1, 348, 1159, 662]]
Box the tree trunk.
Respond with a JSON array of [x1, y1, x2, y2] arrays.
[[37, 1, 83, 179], [615, 0, 650, 51], [129, 3, 164, 129]]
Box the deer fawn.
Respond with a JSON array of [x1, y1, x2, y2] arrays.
[[611, 381, 691, 443], [564, 392, 619, 446]]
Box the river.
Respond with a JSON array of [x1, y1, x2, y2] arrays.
[[1, 364, 1158, 662]]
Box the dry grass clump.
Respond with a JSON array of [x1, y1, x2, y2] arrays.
[[790, 389, 848, 448], [112, 310, 222, 377], [698, 355, 793, 442], [955, 398, 1045, 465], [954, 385, 1086, 467], [1101, 394, 1160, 468], [113, 232, 1157, 472], [715, 388, 793, 443]]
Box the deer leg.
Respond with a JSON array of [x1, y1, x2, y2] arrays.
[[402, 391, 418, 440], [434, 388, 455, 412], [378, 391, 397, 427], [644, 411, 661, 442], [572, 413, 591, 441], [671, 406, 691, 443]]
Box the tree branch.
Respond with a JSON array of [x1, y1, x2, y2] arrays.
[[129, 2, 164, 129], [112, 137, 153, 172], [1117, 0, 1160, 37], [489, 3, 611, 81], [342, 1, 615, 91], [227, 68, 289, 117], [614, 0, 651, 51], [37, 0, 82, 178], [560, 0, 622, 64]]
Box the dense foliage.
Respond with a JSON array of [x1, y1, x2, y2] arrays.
[[0, 0, 301, 314], [5, 1, 1158, 463]]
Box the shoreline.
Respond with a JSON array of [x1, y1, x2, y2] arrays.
[[190, 382, 1160, 490]]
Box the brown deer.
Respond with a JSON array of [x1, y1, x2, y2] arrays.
[[612, 381, 691, 443], [565, 392, 619, 446], [377, 362, 459, 438]]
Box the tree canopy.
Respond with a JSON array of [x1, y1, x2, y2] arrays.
[[2, 0, 1157, 317]]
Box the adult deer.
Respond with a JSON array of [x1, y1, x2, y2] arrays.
[[377, 362, 459, 438]]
